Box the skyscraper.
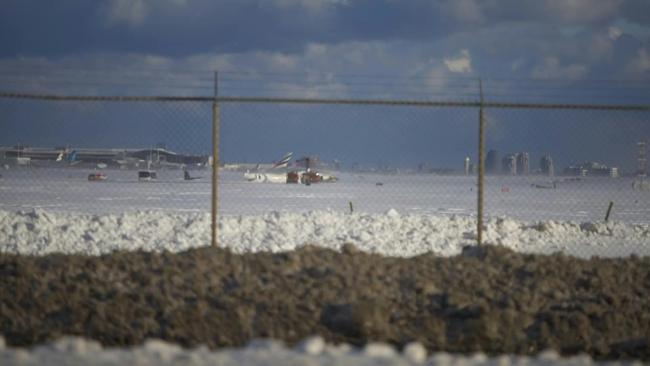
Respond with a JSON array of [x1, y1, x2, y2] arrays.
[[486, 150, 500, 175], [540, 154, 554, 177], [517, 152, 529, 175], [502, 154, 517, 175]]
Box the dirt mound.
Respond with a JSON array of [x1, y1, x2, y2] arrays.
[[0, 245, 648, 360]]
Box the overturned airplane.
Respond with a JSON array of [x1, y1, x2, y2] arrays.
[[244, 153, 338, 184]]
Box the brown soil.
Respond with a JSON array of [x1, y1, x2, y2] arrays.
[[0, 245, 648, 360]]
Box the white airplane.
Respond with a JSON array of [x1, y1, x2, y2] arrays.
[[113, 151, 145, 169], [55, 150, 111, 169], [244, 152, 293, 183], [244, 153, 338, 184], [244, 171, 289, 183]]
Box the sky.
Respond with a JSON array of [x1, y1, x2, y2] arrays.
[[1, 0, 650, 171]]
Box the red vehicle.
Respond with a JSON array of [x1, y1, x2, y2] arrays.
[[87, 173, 107, 181]]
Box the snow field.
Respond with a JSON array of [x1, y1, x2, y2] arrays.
[[2, 171, 649, 365], [0, 335, 637, 366], [1, 208, 648, 258]]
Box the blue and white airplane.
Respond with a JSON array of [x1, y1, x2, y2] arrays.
[[56, 150, 81, 166]]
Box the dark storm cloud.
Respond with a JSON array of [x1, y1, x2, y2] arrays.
[[620, 0, 650, 25], [0, 1, 100, 56], [3, 0, 649, 58], [0, 0, 331, 57], [1, 0, 649, 170]]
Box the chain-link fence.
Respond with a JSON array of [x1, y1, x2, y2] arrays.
[[482, 107, 649, 223], [219, 100, 478, 216], [0, 95, 213, 215], [1, 91, 649, 256], [0, 95, 218, 253]]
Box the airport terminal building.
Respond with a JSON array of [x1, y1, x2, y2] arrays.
[[0, 146, 209, 169]]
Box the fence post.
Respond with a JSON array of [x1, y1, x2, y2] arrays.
[[211, 71, 220, 247], [604, 201, 614, 222], [477, 79, 485, 246]]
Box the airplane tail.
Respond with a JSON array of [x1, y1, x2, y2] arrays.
[[58, 150, 80, 165], [184, 169, 202, 180], [67, 150, 80, 165], [272, 152, 293, 169]]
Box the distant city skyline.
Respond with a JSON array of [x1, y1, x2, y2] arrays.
[[1, 141, 645, 177], [1, 1, 649, 172]]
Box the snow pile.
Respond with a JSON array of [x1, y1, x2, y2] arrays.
[[1, 209, 648, 258], [0, 336, 614, 366]]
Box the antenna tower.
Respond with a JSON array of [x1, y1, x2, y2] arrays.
[[638, 141, 647, 177]]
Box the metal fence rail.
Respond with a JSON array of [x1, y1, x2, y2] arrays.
[[1, 90, 648, 251], [3, 91, 649, 110]]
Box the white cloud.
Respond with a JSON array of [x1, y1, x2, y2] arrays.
[[103, 0, 190, 27], [274, 0, 347, 13], [626, 48, 650, 75], [586, 31, 616, 61], [183, 54, 232, 72], [531, 57, 589, 80], [305, 43, 327, 57], [105, 0, 149, 27], [608, 26, 623, 40], [511, 58, 526, 72], [268, 53, 298, 70], [422, 64, 456, 95], [541, 0, 624, 24], [442, 0, 484, 25], [140, 54, 172, 67], [444, 49, 473, 73]]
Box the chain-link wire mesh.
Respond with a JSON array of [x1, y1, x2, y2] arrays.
[[219, 101, 478, 217], [482, 107, 650, 223], [0, 97, 213, 216], [480, 106, 650, 257], [2, 92, 649, 257]]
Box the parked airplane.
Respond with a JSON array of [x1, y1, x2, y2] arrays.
[[114, 157, 144, 169], [56, 149, 105, 168], [56, 150, 81, 165], [184, 170, 202, 181]]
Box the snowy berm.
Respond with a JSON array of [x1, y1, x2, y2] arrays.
[[1, 209, 649, 258]]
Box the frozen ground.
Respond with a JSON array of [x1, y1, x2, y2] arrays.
[[1, 336, 642, 366], [0, 168, 648, 258], [1, 169, 649, 223], [1, 168, 649, 365], [2, 208, 649, 258]]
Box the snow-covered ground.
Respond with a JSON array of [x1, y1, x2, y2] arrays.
[[2, 169, 649, 223], [0, 168, 649, 258], [2, 208, 649, 258], [2, 168, 649, 365], [0, 336, 641, 366]]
